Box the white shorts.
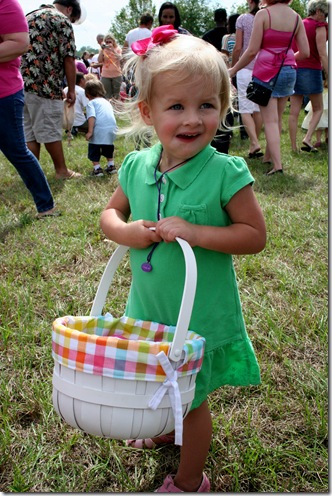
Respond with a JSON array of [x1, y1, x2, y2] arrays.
[[237, 68, 260, 114]]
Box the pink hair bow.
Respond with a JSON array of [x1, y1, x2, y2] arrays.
[[131, 25, 178, 55]]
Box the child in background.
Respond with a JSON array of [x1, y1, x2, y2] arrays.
[[63, 72, 89, 136], [85, 79, 118, 176], [302, 84, 328, 148], [221, 13, 240, 67], [100, 26, 266, 493]]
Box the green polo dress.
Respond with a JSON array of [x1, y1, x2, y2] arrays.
[[119, 143, 260, 409]]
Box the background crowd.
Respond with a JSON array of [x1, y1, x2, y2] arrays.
[[0, 0, 328, 211]]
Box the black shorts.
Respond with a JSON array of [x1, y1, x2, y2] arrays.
[[88, 143, 114, 162]]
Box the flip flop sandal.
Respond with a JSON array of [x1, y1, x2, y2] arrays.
[[155, 473, 210, 492], [36, 209, 61, 219], [126, 433, 175, 449], [301, 143, 318, 153], [248, 149, 264, 158]]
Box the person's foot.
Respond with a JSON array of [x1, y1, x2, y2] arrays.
[[155, 473, 210, 492], [56, 170, 81, 179], [265, 168, 283, 176], [36, 207, 61, 219], [105, 165, 117, 174], [301, 141, 318, 153], [126, 433, 175, 449], [91, 167, 104, 177]]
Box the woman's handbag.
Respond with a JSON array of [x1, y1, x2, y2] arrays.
[[246, 81, 272, 106], [246, 15, 299, 107]]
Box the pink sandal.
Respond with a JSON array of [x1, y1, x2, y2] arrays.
[[155, 473, 210, 492], [126, 433, 175, 449]]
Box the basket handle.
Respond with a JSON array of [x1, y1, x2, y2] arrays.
[[90, 237, 197, 363]]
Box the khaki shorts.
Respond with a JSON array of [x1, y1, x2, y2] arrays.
[[23, 92, 63, 143]]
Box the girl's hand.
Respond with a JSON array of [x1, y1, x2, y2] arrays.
[[124, 219, 163, 248], [85, 131, 92, 141], [156, 217, 198, 246]]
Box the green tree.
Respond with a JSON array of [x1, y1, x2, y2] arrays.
[[236, 0, 308, 18], [76, 46, 97, 57], [110, 0, 156, 45], [174, 0, 218, 36]]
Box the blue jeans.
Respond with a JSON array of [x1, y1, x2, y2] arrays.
[[0, 89, 54, 213]]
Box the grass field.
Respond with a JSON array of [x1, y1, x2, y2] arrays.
[[0, 107, 328, 492]]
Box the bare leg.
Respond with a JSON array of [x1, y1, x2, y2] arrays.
[[260, 97, 285, 171], [44, 141, 81, 179], [173, 400, 212, 492], [27, 140, 41, 160], [241, 113, 261, 154], [303, 93, 323, 147], [253, 111, 263, 139], [289, 94, 303, 152]]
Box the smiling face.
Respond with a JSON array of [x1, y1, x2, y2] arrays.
[[160, 8, 176, 26], [139, 72, 221, 169]]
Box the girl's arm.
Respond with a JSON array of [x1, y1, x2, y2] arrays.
[[100, 185, 162, 248], [316, 25, 328, 76], [293, 18, 310, 61], [230, 28, 243, 67], [85, 116, 95, 141], [155, 185, 266, 255], [97, 48, 104, 64]]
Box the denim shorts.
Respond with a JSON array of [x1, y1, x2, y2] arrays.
[[293, 68, 323, 95], [253, 65, 296, 98]]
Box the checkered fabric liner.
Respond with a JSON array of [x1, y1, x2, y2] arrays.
[[52, 313, 205, 382]]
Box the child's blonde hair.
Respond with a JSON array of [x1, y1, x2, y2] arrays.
[[119, 34, 231, 140], [84, 73, 99, 83], [85, 79, 106, 98]]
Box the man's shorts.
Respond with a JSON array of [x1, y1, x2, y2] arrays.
[[23, 92, 63, 143]]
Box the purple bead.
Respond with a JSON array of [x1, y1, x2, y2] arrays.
[[141, 262, 152, 272]]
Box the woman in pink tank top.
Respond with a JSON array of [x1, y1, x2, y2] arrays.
[[229, 0, 309, 175]]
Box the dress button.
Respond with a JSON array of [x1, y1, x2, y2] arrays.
[[160, 194, 165, 202], [162, 176, 167, 184]]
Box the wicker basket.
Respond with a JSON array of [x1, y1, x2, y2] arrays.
[[52, 238, 205, 445]]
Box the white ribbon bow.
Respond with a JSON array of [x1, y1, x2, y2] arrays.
[[148, 351, 183, 445]]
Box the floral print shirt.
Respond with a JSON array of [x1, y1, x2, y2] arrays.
[[21, 5, 76, 100]]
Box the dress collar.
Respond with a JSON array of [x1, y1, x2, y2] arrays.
[[145, 143, 216, 190]]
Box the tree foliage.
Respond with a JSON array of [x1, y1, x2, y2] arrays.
[[235, 0, 308, 18], [76, 46, 98, 57], [107, 0, 309, 46], [109, 0, 156, 45], [109, 0, 223, 42]]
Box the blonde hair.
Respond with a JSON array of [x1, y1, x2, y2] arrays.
[[103, 32, 118, 48], [84, 73, 98, 82], [118, 34, 231, 140]]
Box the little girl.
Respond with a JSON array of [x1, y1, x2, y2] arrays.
[[100, 26, 266, 493], [85, 79, 118, 176]]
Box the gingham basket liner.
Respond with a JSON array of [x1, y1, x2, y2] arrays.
[[52, 313, 205, 382]]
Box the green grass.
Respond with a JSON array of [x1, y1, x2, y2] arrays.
[[0, 107, 328, 492]]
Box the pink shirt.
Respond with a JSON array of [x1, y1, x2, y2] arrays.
[[0, 0, 28, 98], [100, 47, 122, 78], [252, 29, 297, 82], [295, 17, 327, 70]]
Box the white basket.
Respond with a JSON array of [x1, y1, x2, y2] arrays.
[[52, 238, 201, 444]]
